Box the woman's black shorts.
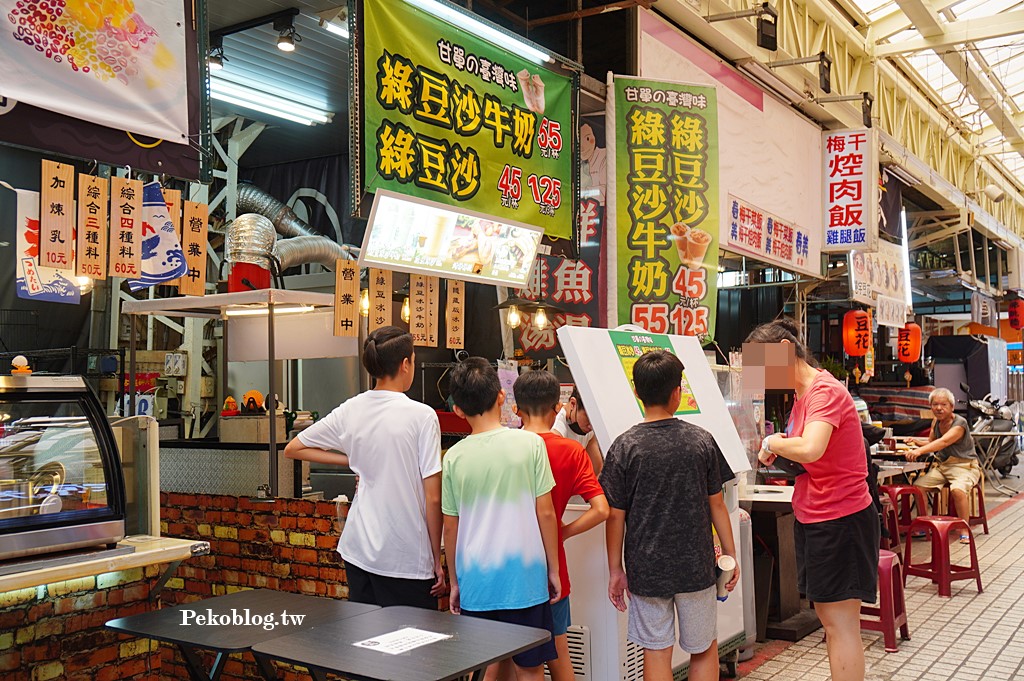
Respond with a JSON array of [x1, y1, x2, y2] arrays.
[[795, 503, 880, 603]]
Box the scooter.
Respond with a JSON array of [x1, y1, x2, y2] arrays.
[[960, 382, 1020, 477]]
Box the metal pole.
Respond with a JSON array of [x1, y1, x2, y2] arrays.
[[267, 302, 278, 497], [129, 315, 137, 417]]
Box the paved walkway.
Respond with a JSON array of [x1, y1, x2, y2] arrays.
[[740, 472, 1024, 681]]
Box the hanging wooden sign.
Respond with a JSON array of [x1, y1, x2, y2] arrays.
[[76, 174, 108, 280], [109, 176, 143, 279], [178, 201, 208, 296], [39, 160, 75, 270], [162, 188, 182, 287], [446, 279, 465, 349], [368, 268, 393, 332], [410, 274, 429, 345], [334, 260, 360, 337], [425, 275, 440, 347]]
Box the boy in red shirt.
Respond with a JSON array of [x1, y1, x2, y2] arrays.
[[513, 369, 610, 681]]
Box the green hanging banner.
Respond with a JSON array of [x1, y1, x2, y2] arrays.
[[361, 0, 576, 239]]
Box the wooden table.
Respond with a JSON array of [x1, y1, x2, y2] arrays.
[[106, 589, 379, 681], [738, 485, 819, 641], [251, 605, 551, 681]]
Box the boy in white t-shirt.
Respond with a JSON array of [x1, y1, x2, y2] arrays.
[[285, 326, 445, 608]]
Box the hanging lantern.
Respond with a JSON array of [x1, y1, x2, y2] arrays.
[[1009, 300, 1024, 330], [897, 323, 922, 363], [843, 310, 871, 357]]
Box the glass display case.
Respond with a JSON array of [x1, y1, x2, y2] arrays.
[[0, 376, 125, 561]]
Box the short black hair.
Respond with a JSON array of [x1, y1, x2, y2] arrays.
[[570, 386, 587, 412], [513, 369, 560, 417], [633, 350, 683, 408], [449, 357, 501, 417], [362, 326, 413, 379]]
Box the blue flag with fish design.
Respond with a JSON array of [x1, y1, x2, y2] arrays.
[[128, 182, 187, 291]]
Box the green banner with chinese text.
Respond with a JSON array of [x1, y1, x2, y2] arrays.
[[363, 0, 575, 239], [612, 76, 719, 341]]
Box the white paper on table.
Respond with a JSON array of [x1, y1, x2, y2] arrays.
[[352, 627, 452, 655]]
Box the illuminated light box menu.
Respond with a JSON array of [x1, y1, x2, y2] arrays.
[[359, 190, 543, 287]]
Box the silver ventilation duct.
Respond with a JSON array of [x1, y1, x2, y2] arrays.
[[234, 184, 356, 269], [274, 235, 351, 270], [225, 213, 277, 267]]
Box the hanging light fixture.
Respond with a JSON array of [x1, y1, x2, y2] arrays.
[[401, 296, 411, 323], [842, 310, 871, 357], [208, 34, 226, 71], [897, 323, 922, 363], [274, 14, 301, 52], [359, 288, 370, 317], [533, 306, 549, 330], [506, 305, 522, 329]]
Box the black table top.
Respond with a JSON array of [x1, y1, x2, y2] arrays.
[[105, 589, 379, 652], [251, 605, 551, 681]]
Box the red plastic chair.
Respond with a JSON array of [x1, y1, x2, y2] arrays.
[[879, 497, 902, 554], [903, 516, 983, 597], [861, 549, 911, 652], [879, 484, 929, 536], [949, 483, 990, 535]]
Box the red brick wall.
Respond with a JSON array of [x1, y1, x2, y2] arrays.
[[0, 567, 163, 681], [157, 492, 351, 681]]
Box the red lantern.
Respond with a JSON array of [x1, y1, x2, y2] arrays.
[[843, 310, 871, 357], [897, 323, 922, 363], [1009, 300, 1024, 330]]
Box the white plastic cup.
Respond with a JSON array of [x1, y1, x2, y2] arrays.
[[716, 555, 737, 601]]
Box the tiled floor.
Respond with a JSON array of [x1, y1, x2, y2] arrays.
[[741, 473, 1024, 681]]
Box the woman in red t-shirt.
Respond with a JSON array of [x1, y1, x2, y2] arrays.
[[746, 318, 879, 681]]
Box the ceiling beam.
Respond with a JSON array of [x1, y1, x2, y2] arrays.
[[866, 0, 962, 42], [893, 0, 945, 38], [527, 0, 655, 28], [873, 9, 1024, 56]]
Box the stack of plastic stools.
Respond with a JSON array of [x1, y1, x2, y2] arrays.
[[949, 480, 990, 535], [903, 516, 983, 597], [879, 484, 929, 536], [861, 549, 911, 652], [880, 497, 902, 554]]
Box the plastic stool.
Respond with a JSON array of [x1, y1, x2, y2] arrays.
[[903, 516, 983, 597], [949, 482, 989, 535], [861, 549, 911, 652], [880, 497, 902, 554], [879, 484, 929, 536]]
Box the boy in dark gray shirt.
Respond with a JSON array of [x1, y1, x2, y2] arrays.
[[599, 350, 738, 681]]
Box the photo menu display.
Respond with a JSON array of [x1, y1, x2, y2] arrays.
[[359, 190, 544, 287]]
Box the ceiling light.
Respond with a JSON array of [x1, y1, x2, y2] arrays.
[[208, 34, 226, 71], [321, 20, 349, 39], [210, 76, 333, 126], [814, 92, 874, 128], [225, 305, 315, 317], [506, 305, 522, 329], [274, 14, 301, 52], [401, 296, 411, 323], [767, 51, 831, 93], [984, 183, 1007, 203], [708, 3, 778, 52], [404, 0, 554, 65], [533, 306, 549, 330], [359, 289, 370, 317]]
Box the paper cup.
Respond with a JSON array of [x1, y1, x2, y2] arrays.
[[685, 228, 712, 267], [716, 554, 736, 601], [670, 222, 690, 261]]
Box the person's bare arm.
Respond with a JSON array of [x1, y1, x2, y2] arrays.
[[562, 494, 609, 540], [284, 437, 349, 467], [536, 492, 562, 602], [423, 473, 446, 596], [443, 514, 460, 613], [585, 437, 604, 477], [605, 508, 628, 612], [759, 421, 834, 465], [709, 492, 739, 592], [907, 425, 967, 461]]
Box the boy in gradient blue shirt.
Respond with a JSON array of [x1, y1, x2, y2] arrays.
[[442, 357, 560, 681]]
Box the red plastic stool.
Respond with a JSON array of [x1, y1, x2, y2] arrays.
[[879, 484, 929, 536], [880, 497, 902, 554], [861, 549, 911, 652], [949, 483, 990, 535], [903, 516, 983, 597]]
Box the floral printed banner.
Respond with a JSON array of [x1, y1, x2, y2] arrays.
[[0, 0, 188, 142]]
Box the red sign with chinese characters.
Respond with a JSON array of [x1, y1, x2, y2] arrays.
[[822, 129, 877, 252]]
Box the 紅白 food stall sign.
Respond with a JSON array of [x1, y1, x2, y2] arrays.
[[361, 0, 576, 239], [822, 128, 877, 253]]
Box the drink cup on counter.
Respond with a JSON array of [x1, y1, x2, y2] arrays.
[[685, 228, 713, 267], [715, 554, 736, 601]]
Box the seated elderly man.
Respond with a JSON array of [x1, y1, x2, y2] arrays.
[[906, 387, 980, 543]]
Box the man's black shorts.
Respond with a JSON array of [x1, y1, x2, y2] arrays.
[[795, 503, 880, 603], [461, 602, 557, 668], [344, 561, 437, 609]]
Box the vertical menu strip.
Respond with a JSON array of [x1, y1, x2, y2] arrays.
[[76, 174, 108, 280], [40, 160, 75, 270]]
